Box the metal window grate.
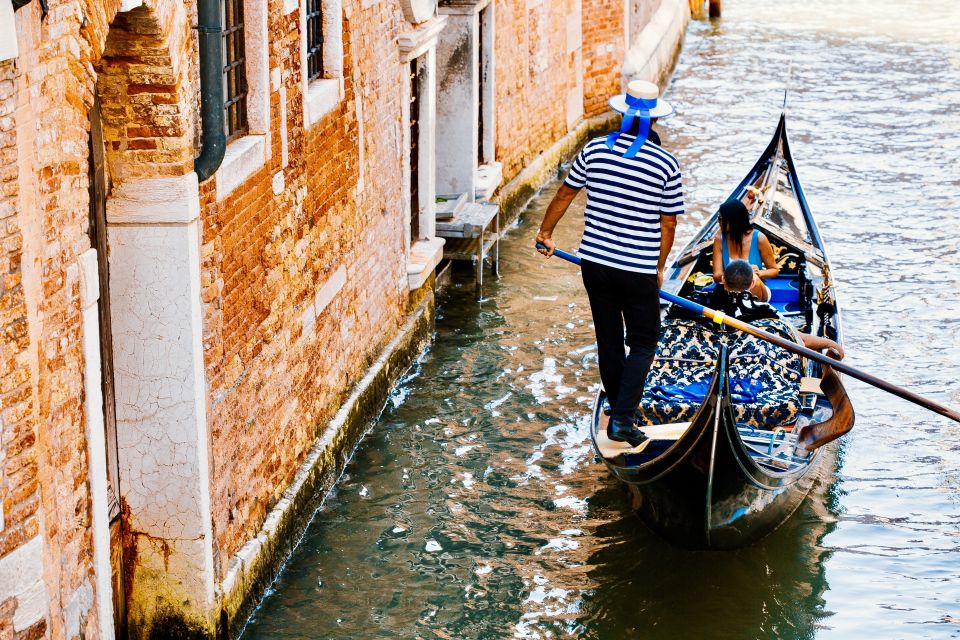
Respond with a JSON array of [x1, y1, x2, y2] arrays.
[[222, 0, 249, 141], [409, 59, 421, 241], [306, 0, 324, 81], [477, 9, 485, 164]]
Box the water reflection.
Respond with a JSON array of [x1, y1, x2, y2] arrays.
[[244, 2, 960, 637]]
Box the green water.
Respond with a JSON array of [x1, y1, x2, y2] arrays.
[[244, 2, 960, 637]]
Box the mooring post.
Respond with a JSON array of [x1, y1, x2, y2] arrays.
[[709, 0, 721, 18]]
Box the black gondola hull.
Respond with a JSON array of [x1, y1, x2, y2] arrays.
[[592, 348, 823, 549]]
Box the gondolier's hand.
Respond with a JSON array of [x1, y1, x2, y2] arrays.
[[535, 232, 555, 258]]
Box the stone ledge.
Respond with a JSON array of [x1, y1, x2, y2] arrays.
[[475, 162, 502, 202], [219, 294, 436, 638], [399, 14, 448, 60], [304, 78, 343, 128], [216, 135, 268, 202], [106, 172, 201, 225], [407, 237, 446, 289]]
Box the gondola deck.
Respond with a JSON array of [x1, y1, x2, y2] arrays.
[[590, 114, 855, 549]]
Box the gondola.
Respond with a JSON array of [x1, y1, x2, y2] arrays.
[[590, 113, 855, 549]]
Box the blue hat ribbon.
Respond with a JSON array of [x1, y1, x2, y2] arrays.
[[606, 95, 657, 159]]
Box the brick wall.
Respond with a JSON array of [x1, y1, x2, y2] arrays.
[[494, 0, 582, 181], [583, 0, 627, 116], [201, 0, 413, 569], [0, 0, 123, 635], [1, 0, 677, 635], [0, 58, 48, 640]]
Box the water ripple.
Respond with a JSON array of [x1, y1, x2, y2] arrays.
[[243, 1, 960, 638]]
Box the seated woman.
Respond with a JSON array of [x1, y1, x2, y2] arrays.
[[712, 199, 780, 301], [713, 260, 845, 360]]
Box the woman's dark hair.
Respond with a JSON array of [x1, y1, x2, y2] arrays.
[[718, 199, 751, 253]]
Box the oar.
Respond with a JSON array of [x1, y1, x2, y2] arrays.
[[535, 243, 960, 424]]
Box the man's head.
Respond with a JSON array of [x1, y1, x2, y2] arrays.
[[723, 260, 755, 292], [625, 116, 659, 136]]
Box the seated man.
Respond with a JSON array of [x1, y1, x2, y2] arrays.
[[710, 260, 844, 360]]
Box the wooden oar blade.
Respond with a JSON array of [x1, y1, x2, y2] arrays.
[[796, 366, 855, 450]]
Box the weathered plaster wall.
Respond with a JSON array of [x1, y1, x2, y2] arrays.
[[629, 0, 663, 43]]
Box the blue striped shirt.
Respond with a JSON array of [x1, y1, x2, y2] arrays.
[[563, 134, 684, 274]]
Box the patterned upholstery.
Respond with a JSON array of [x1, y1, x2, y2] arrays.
[[637, 318, 803, 429], [728, 319, 803, 428], [637, 320, 719, 426]]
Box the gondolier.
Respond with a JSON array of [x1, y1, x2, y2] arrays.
[[535, 80, 683, 447]]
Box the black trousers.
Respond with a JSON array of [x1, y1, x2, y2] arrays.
[[581, 260, 661, 419]]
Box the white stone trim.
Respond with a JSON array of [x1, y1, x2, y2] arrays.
[[298, 265, 347, 342], [301, 0, 344, 129], [107, 179, 216, 617], [623, 0, 631, 51], [118, 0, 143, 12], [314, 265, 346, 316], [78, 248, 100, 310], [475, 161, 501, 201], [478, 0, 496, 165], [399, 34, 439, 256], [106, 172, 201, 224], [0, 0, 17, 62], [304, 78, 344, 127], [419, 47, 437, 241], [243, 0, 270, 136], [407, 237, 445, 289], [215, 135, 267, 202], [399, 0, 437, 24], [565, 0, 584, 129], [77, 248, 117, 640], [398, 14, 447, 61], [0, 536, 48, 632]]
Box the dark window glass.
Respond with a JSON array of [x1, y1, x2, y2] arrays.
[[222, 0, 249, 141], [409, 59, 421, 240], [306, 0, 324, 81]]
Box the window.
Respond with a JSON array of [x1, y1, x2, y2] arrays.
[[409, 58, 422, 241], [300, 0, 344, 128], [222, 0, 249, 141], [215, 0, 269, 201], [477, 6, 485, 164], [305, 0, 324, 81]]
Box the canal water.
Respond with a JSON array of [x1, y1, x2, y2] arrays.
[[244, 1, 960, 637]]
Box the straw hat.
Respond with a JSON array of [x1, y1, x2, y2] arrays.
[[609, 80, 674, 119]]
